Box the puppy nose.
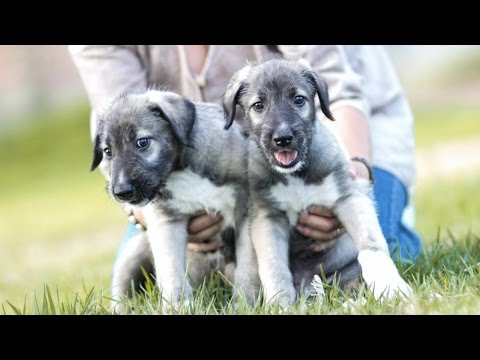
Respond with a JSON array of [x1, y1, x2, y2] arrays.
[[273, 135, 293, 148], [113, 182, 134, 201]]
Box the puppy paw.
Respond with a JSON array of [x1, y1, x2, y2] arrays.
[[232, 284, 260, 306], [265, 284, 296, 308], [160, 281, 193, 313], [233, 270, 261, 306], [358, 250, 413, 300], [370, 274, 413, 300], [161, 296, 192, 313], [110, 301, 125, 314]]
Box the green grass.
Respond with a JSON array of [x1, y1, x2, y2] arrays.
[[416, 176, 480, 241], [414, 105, 480, 148], [1, 100, 479, 314], [4, 233, 480, 315], [0, 101, 125, 308], [0, 100, 124, 244]]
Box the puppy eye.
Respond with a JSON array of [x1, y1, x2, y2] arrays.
[[294, 95, 305, 106], [253, 102, 264, 111], [136, 138, 150, 149], [104, 147, 112, 158]]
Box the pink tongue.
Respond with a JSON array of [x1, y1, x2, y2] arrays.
[[274, 150, 298, 166]]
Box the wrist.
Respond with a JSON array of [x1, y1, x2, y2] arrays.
[[351, 156, 374, 184]]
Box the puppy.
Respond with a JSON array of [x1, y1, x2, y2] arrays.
[[91, 89, 250, 311], [224, 59, 413, 306]]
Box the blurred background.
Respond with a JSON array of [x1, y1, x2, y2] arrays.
[[0, 45, 479, 310]]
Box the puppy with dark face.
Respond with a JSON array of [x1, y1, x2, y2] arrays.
[[224, 59, 412, 306], [92, 90, 250, 312], [92, 92, 195, 207]]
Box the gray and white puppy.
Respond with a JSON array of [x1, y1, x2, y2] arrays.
[[91, 89, 249, 311], [224, 59, 413, 306]]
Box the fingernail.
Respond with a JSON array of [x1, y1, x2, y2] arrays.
[[297, 225, 308, 236]]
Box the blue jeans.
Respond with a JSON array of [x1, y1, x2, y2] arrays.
[[115, 220, 140, 265], [115, 167, 422, 266], [372, 167, 422, 262]]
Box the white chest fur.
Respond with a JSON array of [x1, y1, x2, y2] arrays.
[[269, 173, 341, 226], [163, 168, 237, 229]]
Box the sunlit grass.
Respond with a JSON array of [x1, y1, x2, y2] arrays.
[[0, 101, 125, 246], [414, 106, 480, 148], [416, 176, 480, 242], [4, 232, 480, 315], [0, 101, 125, 307]]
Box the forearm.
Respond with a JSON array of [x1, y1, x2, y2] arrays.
[[330, 106, 372, 162]]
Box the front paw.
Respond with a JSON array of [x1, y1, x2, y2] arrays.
[[233, 267, 261, 305], [111, 301, 126, 314], [233, 281, 260, 306], [160, 281, 193, 312], [358, 250, 413, 300], [265, 283, 297, 308]]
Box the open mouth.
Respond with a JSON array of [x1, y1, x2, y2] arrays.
[[273, 150, 299, 167]]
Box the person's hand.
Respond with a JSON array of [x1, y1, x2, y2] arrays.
[[297, 205, 345, 252], [187, 212, 223, 252], [296, 160, 371, 252], [133, 209, 223, 252]]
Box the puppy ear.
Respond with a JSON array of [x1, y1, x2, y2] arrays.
[[90, 122, 104, 171], [148, 92, 196, 148], [223, 65, 251, 130], [223, 83, 246, 130], [303, 70, 335, 121]]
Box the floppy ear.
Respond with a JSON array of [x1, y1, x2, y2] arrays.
[[223, 83, 246, 130], [223, 65, 251, 130], [148, 93, 196, 148], [90, 122, 104, 171], [303, 70, 335, 121]]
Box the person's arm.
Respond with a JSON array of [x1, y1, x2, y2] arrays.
[[70, 45, 222, 249], [69, 45, 148, 139], [329, 106, 372, 177], [277, 46, 372, 249]]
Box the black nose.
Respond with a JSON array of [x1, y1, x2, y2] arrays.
[[273, 135, 293, 148], [113, 182, 134, 201]]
